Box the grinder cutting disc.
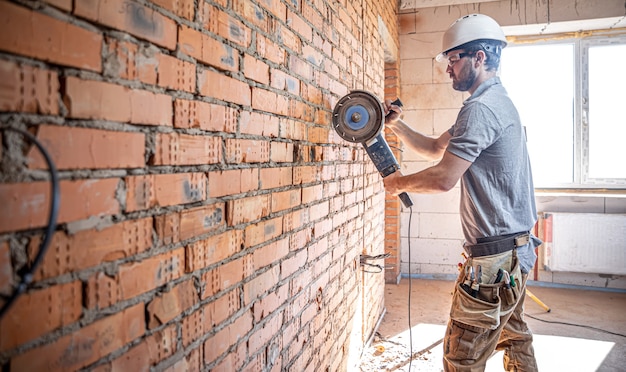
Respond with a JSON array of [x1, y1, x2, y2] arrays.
[[332, 90, 385, 143]]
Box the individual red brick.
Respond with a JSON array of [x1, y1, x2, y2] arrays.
[[243, 54, 270, 85], [257, 34, 285, 65], [203, 323, 230, 365], [178, 25, 239, 72], [198, 68, 251, 107], [252, 283, 288, 322], [152, 133, 221, 166], [186, 230, 243, 273], [85, 272, 121, 310], [64, 77, 172, 126], [308, 201, 330, 222], [125, 173, 206, 212], [179, 203, 225, 241], [252, 87, 289, 116], [28, 217, 152, 280], [283, 210, 311, 232], [86, 249, 185, 308], [0, 178, 120, 233], [232, 0, 272, 33], [239, 111, 280, 137], [0, 2, 102, 71], [201, 4, 251, 48], [0, 242, 12, 294], [252, 238, 289, 270], [157, 54, 196, 92], [104, 38, 141, 81], [225, 138, 270, 164], [0, 60, 59, 115], [243, 265, 279, 305], [270, 68, 300, 95], [243, 217, 283, 248], [278, 17, 304, 51], [74, 0, 177, 50], [271, 189, 301, 213], [203, 311, 252, 365], [129, 88, 173, 126], [154, 210, 180, 246], [174, 99, 237, 132], [248, 311, 282, 355], [270, 142, 294, 163], [152, 0, 195, 20], [287, 9, 312, 42], [0, 281, 81, 352], [289, 55, 313, 81], [302, 185, 323, 204], [226, 194, 271, 226], [27, 125, 144, 170], [294, 165, 319, 184], [147, 279, 198, 328], [211, 288, 240, 326], [259, 167, 293, 190], [280, 249, 307, 278], [279, 118, 305, 141], [182, 306, 208, 348], [10, 303, 145, 371], [208, 168, 258, 198]]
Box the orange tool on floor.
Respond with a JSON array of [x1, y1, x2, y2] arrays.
[[526, 289, 551, 312]]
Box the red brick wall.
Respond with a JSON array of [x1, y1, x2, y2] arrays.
[[0, 0, 399, 370]]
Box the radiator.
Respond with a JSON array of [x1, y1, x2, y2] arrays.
[[542, 212, 626, 275]]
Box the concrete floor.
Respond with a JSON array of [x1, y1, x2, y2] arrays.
[[360, 279, 626, 371]]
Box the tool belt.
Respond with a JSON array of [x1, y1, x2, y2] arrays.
[[465, 232, 530, 258]]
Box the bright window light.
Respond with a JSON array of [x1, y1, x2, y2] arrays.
[[588, 43, 626, 179], [500, 44, 575, 187]]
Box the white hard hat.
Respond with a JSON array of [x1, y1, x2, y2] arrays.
[[436, 14, 507, 62]]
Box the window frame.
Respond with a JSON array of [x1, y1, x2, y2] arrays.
[[503, 30, 626, 192]]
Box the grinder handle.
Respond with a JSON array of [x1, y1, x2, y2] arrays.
[[385, 98, 412, 208], [398, 192, 413, 208], [385, 98, 403, 120]]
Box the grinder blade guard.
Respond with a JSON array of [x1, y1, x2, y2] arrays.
[[332, 90, 413, 208]]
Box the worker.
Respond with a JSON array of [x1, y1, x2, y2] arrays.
[[383, 14, 542, 371]]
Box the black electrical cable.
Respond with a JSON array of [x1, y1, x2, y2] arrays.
[[407, 205, 413, 371], [525, 313, 626, 338], [0, 127, 60, 319]]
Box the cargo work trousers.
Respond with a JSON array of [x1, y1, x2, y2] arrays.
[[443, 249, 538, 372]]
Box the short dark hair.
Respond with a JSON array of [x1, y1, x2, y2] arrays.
[[458, 39, 504, 71]]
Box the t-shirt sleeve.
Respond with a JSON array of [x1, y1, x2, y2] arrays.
[[446, 102, 502, 163]]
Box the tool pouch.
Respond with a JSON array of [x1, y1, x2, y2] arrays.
[[450, 251, 523, 330], [450, 280, 501, 330]]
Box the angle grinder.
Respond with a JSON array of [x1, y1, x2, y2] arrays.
[[332, 90, 413, 208]]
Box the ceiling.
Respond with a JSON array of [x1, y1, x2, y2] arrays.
[[400, 0, 499, 9]]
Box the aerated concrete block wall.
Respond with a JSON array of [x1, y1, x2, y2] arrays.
[[0, 0, 399, 370]]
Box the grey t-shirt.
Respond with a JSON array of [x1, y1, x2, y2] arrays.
[[446, 77, 540, 272]]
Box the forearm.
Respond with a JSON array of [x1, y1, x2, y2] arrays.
[[387, 119, 447, 161]]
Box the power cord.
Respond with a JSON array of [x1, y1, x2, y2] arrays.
[[0, 127, 60, 319], [525, 313, 626, 338], [407, 205, 413, 371]]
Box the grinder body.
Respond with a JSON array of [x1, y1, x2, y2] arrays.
[[332, 90, 413, 208]]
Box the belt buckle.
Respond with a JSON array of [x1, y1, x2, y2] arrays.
[[514, 233, 530, 247]]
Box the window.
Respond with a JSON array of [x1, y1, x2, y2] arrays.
[[499, 33, 626, 189]]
